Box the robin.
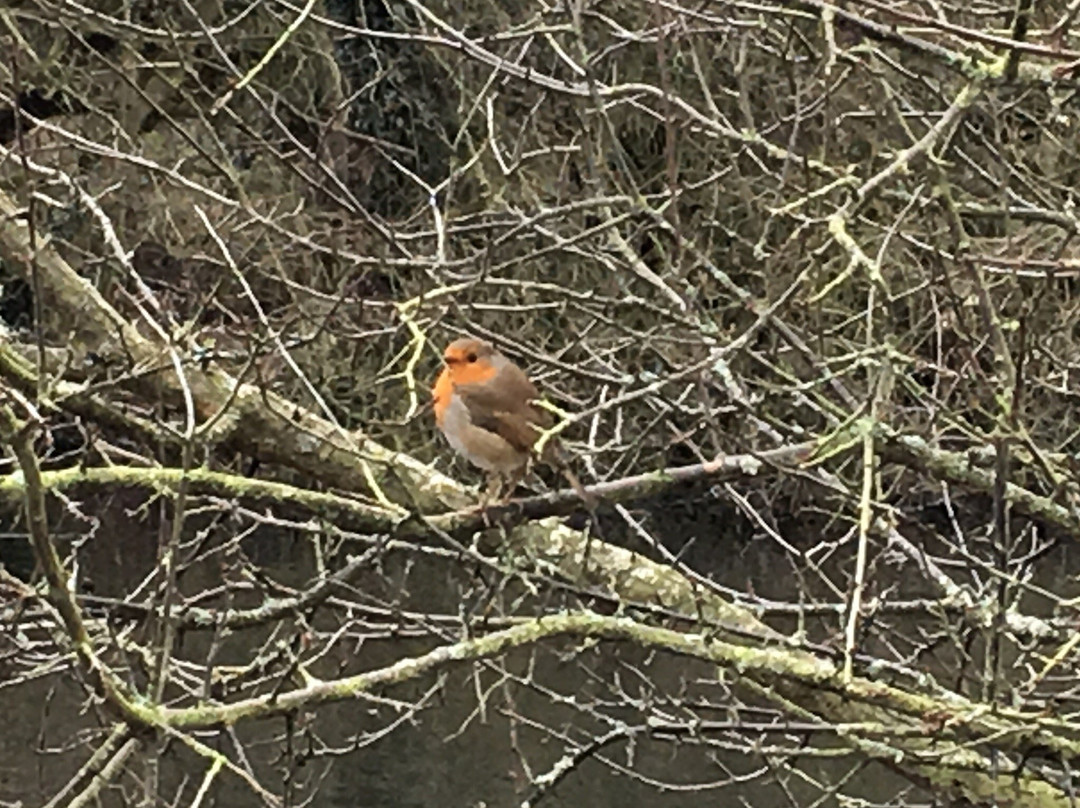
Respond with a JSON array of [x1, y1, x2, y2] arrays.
[[432, 337, 590, 503]]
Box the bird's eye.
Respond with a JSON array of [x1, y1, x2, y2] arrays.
[[466, 353, 478, 363]]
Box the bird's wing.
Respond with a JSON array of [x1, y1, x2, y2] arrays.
[[455, 364, 552, 453]]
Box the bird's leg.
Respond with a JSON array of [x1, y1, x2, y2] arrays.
[[500, 466, 528, 503], [480, 473, 503, 509]]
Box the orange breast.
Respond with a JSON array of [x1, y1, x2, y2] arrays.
[[433, 358, 501, 425], [431, 367, 455, 426]]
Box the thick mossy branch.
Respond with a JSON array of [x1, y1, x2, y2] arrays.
[[0, 464, 408, 534], [883, 433, 1080, 539], [0, 461, 790, 641], [106, 608, 1075, 805], [146, 611, 829, 729]]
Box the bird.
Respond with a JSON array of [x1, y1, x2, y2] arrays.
[[431, 337, 590, 504]]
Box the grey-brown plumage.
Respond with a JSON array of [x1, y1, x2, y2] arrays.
[[454, 361, 555, 459]]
